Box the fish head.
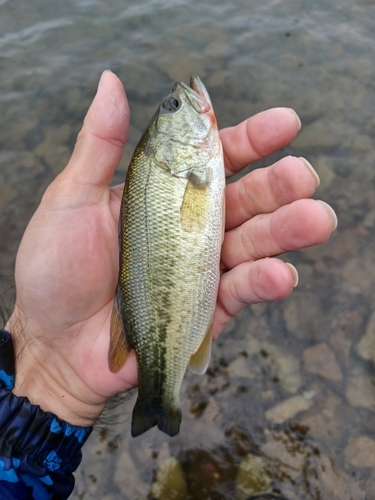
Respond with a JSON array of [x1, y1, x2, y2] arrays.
[[149, 76, 221, 174], [158, 75, 217, 139]]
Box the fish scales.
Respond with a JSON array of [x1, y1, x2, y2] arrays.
[[109, 76, 225, 437]]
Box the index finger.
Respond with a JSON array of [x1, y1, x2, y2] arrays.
[[220, 107, 301, 177]]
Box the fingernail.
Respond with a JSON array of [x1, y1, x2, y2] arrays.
[[299, 157, 320, 187], [317, 200, 338, 230], [285, 263, 299, 288], [98, 69, 113, 90], [289, 108, 301, 131]]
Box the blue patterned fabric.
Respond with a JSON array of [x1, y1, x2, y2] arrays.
[[0, 329, 92, 499]]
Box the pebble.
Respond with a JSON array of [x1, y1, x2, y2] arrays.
[[345, 366, 375, 409], [265, 395, 313, 424], [315, 454, 366, 500], [260, 432, 305, 479], [235, 454, 271, 500], [151, 457, 188, 500], [344, 436, 375, 468], [313, 156, 336, 189], [353, 134, 373, 152], [341, 255, 375, 295], [356, 311, 375, 364], [282, 292, 324, 340], [250, 302, 268, 318], [303, 343, 343, 381], [302, 411, 340, 441], [331, 329, 352, 362], [227, 356, 254, 378], [258, 342, 302, 393]]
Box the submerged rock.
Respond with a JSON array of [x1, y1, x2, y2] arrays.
[[235, 454, 271, 500], [151, 457, 188, 500], [265, 395, 313, 424], [258, 343, 302, 394], [344, 436, 375, 469], [356, 311, 375, 364], [345, 366, 375, 409], [303, 343, 342, 381]]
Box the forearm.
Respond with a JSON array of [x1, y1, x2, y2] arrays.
[[0, 328, 92, 500]]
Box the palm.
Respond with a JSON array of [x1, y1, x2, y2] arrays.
[[8, 72, 335, 423], [14, 182, 137, 397], [17, 196, 117, 328]]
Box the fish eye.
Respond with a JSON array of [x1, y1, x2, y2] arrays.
[[162, 96, 180, 112]]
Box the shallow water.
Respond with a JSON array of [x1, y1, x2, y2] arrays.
[[1, 0, 375, 498]]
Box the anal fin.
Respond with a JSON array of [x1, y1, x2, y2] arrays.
[[188, 321, 213, 375], [108, 285, 132, 373]]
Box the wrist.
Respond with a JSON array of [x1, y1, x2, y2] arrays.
[[5, 317, 107, 427], [13, 350, 105, 427], [0, 329, 92, 498]]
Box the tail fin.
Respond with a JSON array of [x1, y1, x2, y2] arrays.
[[131, 398, 182, 437]]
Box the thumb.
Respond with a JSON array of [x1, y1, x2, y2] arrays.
[[61, 70, 130, 190]]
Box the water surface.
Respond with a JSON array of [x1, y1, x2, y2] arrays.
[[1, 1, 375, 498]]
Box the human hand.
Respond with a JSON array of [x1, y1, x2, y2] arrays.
[[214, 110, 337, 337], [5, 71, 336, 426]]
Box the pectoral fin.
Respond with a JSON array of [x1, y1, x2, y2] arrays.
[[108, 285, 132, 373], [188, 321, 213, 375], [180, 173, 209, 233]]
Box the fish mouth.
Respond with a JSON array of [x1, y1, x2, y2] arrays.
[[190, 76, 212, 107], [173, 76, 212, 114]]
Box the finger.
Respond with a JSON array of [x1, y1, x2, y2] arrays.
[[221, 199, 337, 270], [213, 259, 298, 338], [225, 156, 320, 231], [62, 70, 130, 191], [220, 107, 301, 177]]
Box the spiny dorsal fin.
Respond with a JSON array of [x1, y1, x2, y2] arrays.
[[188, 321, 213, 375], [108, 285, 132, 373]]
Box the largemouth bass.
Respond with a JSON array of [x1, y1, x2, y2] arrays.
[[108, 76, 225, 437]]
